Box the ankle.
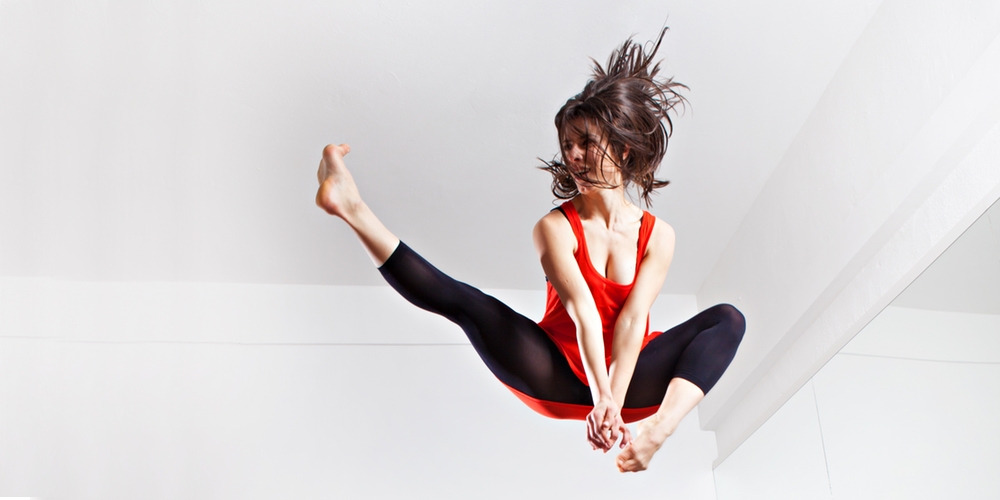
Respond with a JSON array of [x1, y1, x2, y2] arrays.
[[637, 415, 671, 445], [322, 185, 366, 225], [339, 198, 367, 225]]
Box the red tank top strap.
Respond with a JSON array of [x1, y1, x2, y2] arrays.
[[559, 201, 586, 251], [634, 210, 655, 280]]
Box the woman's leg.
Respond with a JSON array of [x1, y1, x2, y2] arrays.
[[315, 144, 592, 405], [615, 304, 746, 472], [616, 378, 704, 472], [378, 242, 593, 404], [316, 144, 400, 265]]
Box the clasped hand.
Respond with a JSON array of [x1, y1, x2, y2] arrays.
[[586, 397, 632, 452]]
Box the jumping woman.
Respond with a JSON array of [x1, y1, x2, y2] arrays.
[[314, 28, 745, 473]]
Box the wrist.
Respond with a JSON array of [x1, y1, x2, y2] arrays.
[[594, 392, 616, 406]]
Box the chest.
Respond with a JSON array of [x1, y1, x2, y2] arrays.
[[578, 219, 641, 286]]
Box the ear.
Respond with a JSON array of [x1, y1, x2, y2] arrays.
[[622, 145, 630, 161]]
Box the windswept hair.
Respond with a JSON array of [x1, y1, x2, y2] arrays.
[[540, 27, 688, 206]]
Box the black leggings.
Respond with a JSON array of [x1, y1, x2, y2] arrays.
[[379, 242, 745, 409]]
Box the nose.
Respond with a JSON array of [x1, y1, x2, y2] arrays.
[[567, 144, 584, 164]]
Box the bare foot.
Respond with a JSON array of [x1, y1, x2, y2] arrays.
[[615, 415, 670, 473], [315, 143, 363, 221], [314, 143, 400, 265]]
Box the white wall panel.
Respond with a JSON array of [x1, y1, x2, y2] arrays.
[[700, 0, 1000, 462], [814, 354, 1000, 499], [0, 278, 694, 345], [841, 306, 1000, 363], [0, 280, 711, 498], [714, 307, 1000, 499], [714, 381, 830, 500]]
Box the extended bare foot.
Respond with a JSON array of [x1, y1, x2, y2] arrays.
[[615, 414, 671, 473], [315, 144, 364, 222], [313, 143, 399, 265]]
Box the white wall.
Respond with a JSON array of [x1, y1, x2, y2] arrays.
[[713, 306, 1000, 499], [699, 0, 1000, 462], [0, 277, 718, 499], [713, 381, 832, 500], [0, 0, 888, 295]]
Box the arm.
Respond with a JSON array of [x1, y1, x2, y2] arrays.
[[534, 212, 627, 451], [607, 219, 675, 409], [533, 212, 614, 407]]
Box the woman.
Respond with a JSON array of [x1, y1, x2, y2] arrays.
[[314, 29, 745, 473]]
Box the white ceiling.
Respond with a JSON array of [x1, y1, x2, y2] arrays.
[[1, 0, 885, 292]]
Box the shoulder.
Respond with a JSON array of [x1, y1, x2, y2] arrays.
[[645, 215, 675, 261], [533, 208, 577, 254], [535, 208, 570, 232]]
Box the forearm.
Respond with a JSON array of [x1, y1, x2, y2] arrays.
[[573, 309, 614, 404], [607, 314, 646, 408]]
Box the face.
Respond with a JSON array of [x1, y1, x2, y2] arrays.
[[559, 118, 624, 193]]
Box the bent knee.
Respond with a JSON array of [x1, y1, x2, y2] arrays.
[[709, 303, 746, 339]]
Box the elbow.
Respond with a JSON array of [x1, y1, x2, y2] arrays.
[[618, 314, 639, 331], [615, 314, 646, 340]]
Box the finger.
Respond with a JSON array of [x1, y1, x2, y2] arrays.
[[593, 423, 610, 452], [591, 430, 607, 452], [620, 423, 633, 448], [586, 422, 602, 450], [609, 412, 623, 442], [601, 408, 615, 447], [339, 143, 351, 155], [589, 422, 607, 452], [601, 410, 612, 431], [614, 414, 630, 445], [620, 428, 631, 448], [595, 422, 609, 450], [587, 412, 609, 451]]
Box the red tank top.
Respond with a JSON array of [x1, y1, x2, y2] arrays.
[[537, 201, 657, 386]]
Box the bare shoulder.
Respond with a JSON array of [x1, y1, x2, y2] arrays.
[[646, 215, 676, 261], [533, 208, 573, 237], [533, 208, 576, 254]]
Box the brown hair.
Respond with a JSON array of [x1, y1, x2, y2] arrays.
[[540, 27, 688, 206]]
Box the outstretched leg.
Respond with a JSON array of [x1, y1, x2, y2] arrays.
[[315, 143, 399, 266], [378, 242, 592, 404], [314, 144, 592, 405]]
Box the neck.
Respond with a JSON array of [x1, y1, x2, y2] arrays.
[[573, 187, 641, 228]]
